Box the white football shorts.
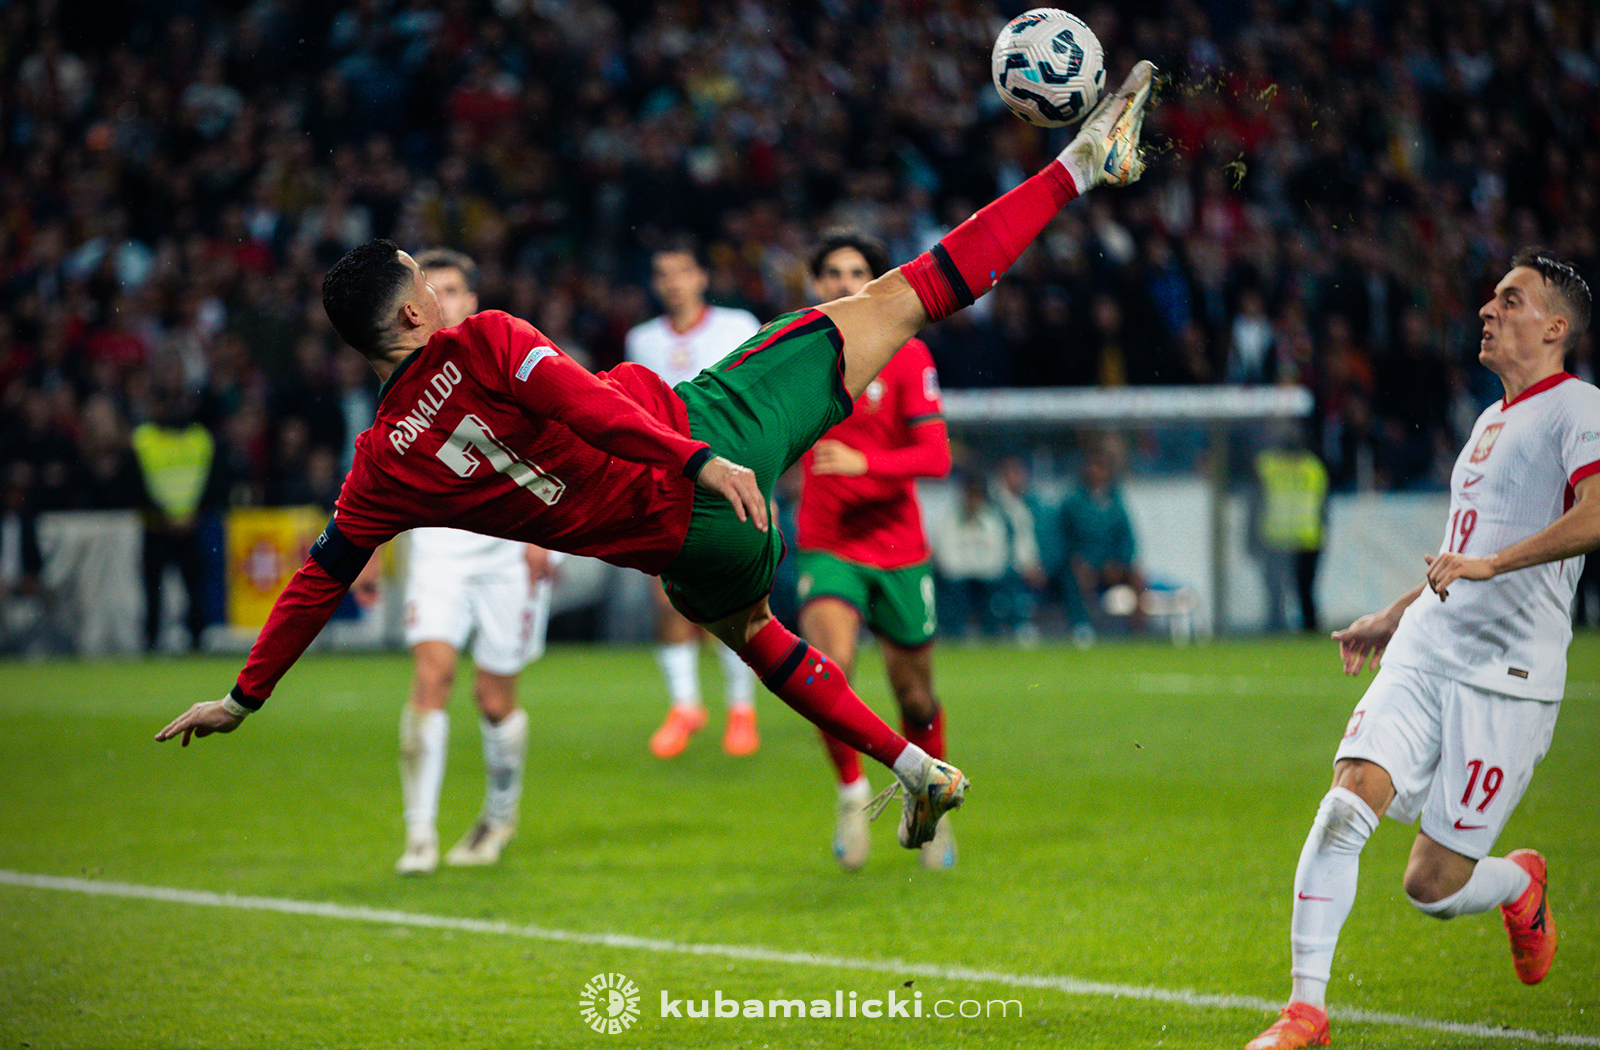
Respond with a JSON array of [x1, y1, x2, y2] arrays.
[[1334, 663, 1559, 858], [403, 554, 552, 676]]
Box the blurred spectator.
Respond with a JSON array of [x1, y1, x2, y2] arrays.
[[991, 455, 1050, 642], [930, 471, 1015, 640], [131, 386, 216, 652], [1249, 425, 1330, 633], [1056, 437, 1146, 644]]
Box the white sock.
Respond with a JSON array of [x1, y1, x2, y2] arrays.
[[891, 743, 932, 788], [839, 776, 871, 803], [717, 643, 755, 709], [399, 706, 448, 842], [1409, 855, 1532, 919], [656, 642, 701, 710], [1288, 787, 1379, 1010], [479, 707, 528, 828]]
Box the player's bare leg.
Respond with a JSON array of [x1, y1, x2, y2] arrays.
[[648, 583, 709, 758], [884, 640, 954, 869], [1402, 832, 1555, 984], [445, 668, 525, 866], [705, 598, 966, 849], [801, 596, 871, 868], [397, 640, 458, 874], [819, 60, 1155, 399]]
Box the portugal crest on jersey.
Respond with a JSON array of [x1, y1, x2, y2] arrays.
[[1469, 423, 1504, 464]]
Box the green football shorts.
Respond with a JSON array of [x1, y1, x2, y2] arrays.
[[795, 549, 938, 648], [662, 309, 853, 622]]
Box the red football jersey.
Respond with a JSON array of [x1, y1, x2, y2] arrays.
[[335, 310, 705, 571], [233, 310, 708, 704], [796, 338, 950, 569]]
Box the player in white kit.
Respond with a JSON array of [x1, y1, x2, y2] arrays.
[[1247, 250, 1599, 1049], [624, 241, 763, 758], [394, 249, 557, 875]]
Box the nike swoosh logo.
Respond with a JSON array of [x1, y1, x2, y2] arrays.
[[1296, 892, 1334, 901], [1453, 819, 1487, 830], [1463, 474, 1484, 487]]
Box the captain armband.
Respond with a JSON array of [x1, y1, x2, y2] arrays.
[[309, 518, 375, 584]]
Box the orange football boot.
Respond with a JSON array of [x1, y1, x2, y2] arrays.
[[1501, 849, 1556, 985], [1245, 1003, 1331, 1050], [722, 707, 759, 756], [649, 706, 707, 759]]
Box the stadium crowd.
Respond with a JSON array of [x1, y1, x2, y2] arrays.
[[2, 0, 1597, 547]]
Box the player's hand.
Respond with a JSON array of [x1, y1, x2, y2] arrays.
[[811, 439, 868, 477], [1423, 552, 1494, 601], [155, 698, 246, 747], [1330, 612, 1396, 676], [696, 456, 768, 532]]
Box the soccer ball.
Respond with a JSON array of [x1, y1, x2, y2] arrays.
[[991, 8, 1106, 128]]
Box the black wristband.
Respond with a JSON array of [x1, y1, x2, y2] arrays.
[[230, 684, 265, 712], [682, 447, 714, 480]]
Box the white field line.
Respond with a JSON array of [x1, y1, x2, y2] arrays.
[[2, 870, 1594, 1046]]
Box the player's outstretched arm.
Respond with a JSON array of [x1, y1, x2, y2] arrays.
[[154, 520, 374, 748], [1424, 473, 1600, 599], [694, 455, 768, 532], [1330, 583, 1424, 675]]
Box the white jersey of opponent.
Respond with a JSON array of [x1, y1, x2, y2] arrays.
[[624, 305, 761, 388], [1383, 372, 1600, 700]]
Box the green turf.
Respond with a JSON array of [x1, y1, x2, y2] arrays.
[[0, 634, 1596, 1048]]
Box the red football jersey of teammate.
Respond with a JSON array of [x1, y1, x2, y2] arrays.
[[235, 310, 709, 703], [796, 338, 950, 569]]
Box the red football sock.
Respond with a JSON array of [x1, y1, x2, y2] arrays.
[[739, 619, 907, 768], [819, 729, 864, 785], [902, 706, 945, 761], [901, 159, 1080, 321]]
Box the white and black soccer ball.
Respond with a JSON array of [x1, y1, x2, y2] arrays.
[[991, 8, 1106, 128]]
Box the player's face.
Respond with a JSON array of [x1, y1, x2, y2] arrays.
[[1479, 266, 1561, 372], [397, 251, 445, 333], [423, 265, 479, 327], [812, 247, 874, 301], [650, 251, 708, 314]]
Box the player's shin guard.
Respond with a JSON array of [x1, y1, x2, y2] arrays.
[[1288, 787, 1378, 1010], [900, 161, 1079, 322], [902, 705, 945, 761], [400, 706, 448, 838], [819, 729, 864, 786], [1408, 855, 1531, 919], [479, 707, 527, 828], [739, 618, 908, 768]]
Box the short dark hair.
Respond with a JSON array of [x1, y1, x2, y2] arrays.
[[322, 239, 412, 357], [1511, 247, 1592, 352], [414, 247, 478, 290], [651, 234, 708, 272], [809, 229, 890, 280]]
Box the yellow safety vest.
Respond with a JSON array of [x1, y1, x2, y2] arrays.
[[1256, 449, 1328, 551], [132, 422, 214, 520]]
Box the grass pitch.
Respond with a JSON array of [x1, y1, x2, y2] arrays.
[[1, 634, 1596, 1049]]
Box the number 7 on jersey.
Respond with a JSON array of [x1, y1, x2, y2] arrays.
[[435, 413, 566, 505]]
